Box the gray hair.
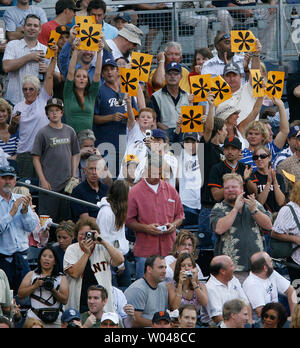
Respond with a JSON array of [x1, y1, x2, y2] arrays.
[[22, 75, 41, 92], [86, 154, 101, 165], [163, 41, 182, 54], [222, 299, 248, 320], [77, 129, 96, 147]]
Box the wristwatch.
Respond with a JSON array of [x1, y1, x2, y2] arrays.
[[251, 208, 259, 215]]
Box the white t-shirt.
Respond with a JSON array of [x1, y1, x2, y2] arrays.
[[178, 149, 202, 210], [12, 87, 50, 154], [242, 271, 290, 311], [63, 242, 115, 313]]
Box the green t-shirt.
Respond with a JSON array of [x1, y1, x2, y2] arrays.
[[80, 311, 102, 328], [63, 79, 100, 134]]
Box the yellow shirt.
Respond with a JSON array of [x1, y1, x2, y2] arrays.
[[149, 67, 191, 94]]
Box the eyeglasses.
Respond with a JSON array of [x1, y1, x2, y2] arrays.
[[216, 33, 230, 45], [262, 313, 277, 320], [22, 87, 35, 92], [252, 153, 269, 161]]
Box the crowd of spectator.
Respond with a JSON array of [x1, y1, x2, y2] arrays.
[[0, 0, 300, 330]]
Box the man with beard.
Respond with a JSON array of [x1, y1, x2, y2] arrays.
[[0, 166, 37, 294], [210, 173, 272, 284], [201, 31, 245, 79], [242, 251, 297, 320]]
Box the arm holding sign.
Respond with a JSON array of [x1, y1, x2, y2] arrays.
[[238, 96, 263, 136], [92, 35, 104, 83], [67, 38, 80, 82], [44, 43, 58, 97], [273, 98, 289, 149]]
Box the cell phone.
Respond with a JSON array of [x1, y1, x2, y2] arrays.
[[15, 111, 21, 116]]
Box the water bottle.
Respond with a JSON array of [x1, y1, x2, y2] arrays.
[[290, 7, 299, 25], [38, 57, 45, 82]]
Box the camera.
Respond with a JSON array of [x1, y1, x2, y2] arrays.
[[85, 231, 95, 241], [157, 225, 167, 232], [185, 271, 193, 278], [85, 231, 102, 243], [145, 129, 152, 140], [40, 276, 55, 291]]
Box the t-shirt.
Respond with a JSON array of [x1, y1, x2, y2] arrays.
[[178, 149, 202, 210], [124, 278, 169, 323], [64, 242, 115, 313], [242, 271, 290, 310], [63, 79, 100, 134], [252, 170, 285, 212], [12, 87, 50, 153], [31, 124, 80, 191], [93, 83, 137, 150]]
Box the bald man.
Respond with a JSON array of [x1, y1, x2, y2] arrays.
[[242, 251, 297, 319], [202, 255, 251, 326]]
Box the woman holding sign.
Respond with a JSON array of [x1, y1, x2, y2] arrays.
[[64, 35, 104, 134]]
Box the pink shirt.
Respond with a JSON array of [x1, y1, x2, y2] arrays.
[[126, 179, 184, 257]]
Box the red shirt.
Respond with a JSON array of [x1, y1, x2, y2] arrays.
[[38, 20, 59, 46], [126, 179, 184, 257]]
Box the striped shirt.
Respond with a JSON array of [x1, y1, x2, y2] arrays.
[[0, 132, 19, 156], [240, 141, 281, 170], [273, 147, 293, 168], [272, 202, 300, 265]]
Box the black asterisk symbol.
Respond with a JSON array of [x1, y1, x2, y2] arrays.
[[252, 72, 264, 94], [266, 74, 283, 96], [80, 26, 100, 47], [234, 31, 255, 51], [211, 80, 230, 100], [131, 56, 151, 77], [192, 78, 210, 99], [121, 72, 138, 93], [182, 109, 202, 130]]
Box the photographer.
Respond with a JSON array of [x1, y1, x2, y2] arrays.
[[18, 246, 69, 328], [63, 217, 124, 314], [61, 308, 82, 328], [166, 252, 208, 314]]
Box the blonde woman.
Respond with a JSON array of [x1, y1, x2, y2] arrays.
[[0, 98, 18, 160]]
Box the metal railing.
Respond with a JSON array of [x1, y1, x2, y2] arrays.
[[0, 0, 300, 66]]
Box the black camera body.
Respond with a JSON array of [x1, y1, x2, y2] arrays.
[[85, 231, 102, 242], [40, 276, 55, 291]]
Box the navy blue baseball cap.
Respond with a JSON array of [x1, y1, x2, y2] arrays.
[[61, 308, 81, 323], [114, 12, 132, 23], [102, 58, 118, 68], [152, 129, 167, 141], [288, 125, 300, 138], [166, 62, 182, 73], [0, 166, 17, 177]]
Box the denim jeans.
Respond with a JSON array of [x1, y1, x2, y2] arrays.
[[111, 255, 132, 292], [182, 205, 201, 228], [198, 207, 215, 249], [135, 256, 147, 280]]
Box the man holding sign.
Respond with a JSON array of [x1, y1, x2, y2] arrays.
[[150, 62, 191, 143]]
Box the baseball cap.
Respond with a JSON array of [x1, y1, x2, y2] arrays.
[[152, 311, 171, 324], [118, 23, 143, 46], [102, 58, 118, 68], [101, 312, 119, 324], [56, 25, 70, 35], [56, 0, 80, 14], [45, 98, 64, 112], [166, 62, 182, 73], [288, 125, 300, 138], [0, 166, 16, 177], [215, 101, 240, 121], [152, 129, 167, 141], [61, 308, 81, 323], [223, 62, 241, 75], [183, 132, 200, 142], [124, 154, 139, 164], [224, 136, 242, 150], [114, 12, 132, 23]]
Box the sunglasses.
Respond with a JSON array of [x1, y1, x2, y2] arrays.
[[216, 33, 230, 45], [263, 313, 277, 320], [252, 153, 269, 161], [22, 87, 35, 92]]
